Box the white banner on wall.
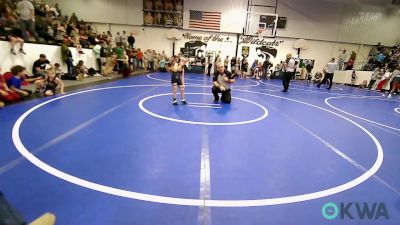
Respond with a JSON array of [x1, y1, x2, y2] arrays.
[[177, 32, 237, 60], [177, 31, 289, 71], [237, 36, 286, 69]]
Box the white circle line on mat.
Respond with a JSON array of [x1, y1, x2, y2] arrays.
[[325, 96, 400, 132], [138, 93, 268, 126], [259, 80, 382, 97], [12, 85, 383, 207]]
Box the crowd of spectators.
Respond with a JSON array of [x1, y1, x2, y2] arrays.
[[2, 1, 399, 108], [0, 0, 168, 108], [207, 45, 400, 98], [362, 43, 400, 72], [0, 44, 177, 108], [1, 0, 102, 48]]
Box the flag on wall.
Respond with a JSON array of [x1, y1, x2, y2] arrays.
[[189, 10, 221, 31]]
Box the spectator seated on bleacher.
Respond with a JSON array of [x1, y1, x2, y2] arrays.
[[69, 25, 83, 53], [1, 3, 17, 23], [86, 25, 97, 46], [79, 29, 89, 48], [0, 3, 18, 35], [35, 15, 54, 43], [1, 4, 22, 52], [54, 22, 66, 44], [48, 3, 60, 18], [1, 0, 94, 48], [69, 12, 78, 25], [8, 26, 26, 55], [35, 1, 47, 17]]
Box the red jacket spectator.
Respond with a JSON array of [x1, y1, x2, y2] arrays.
[[0, 71, 22, 103], [137, 50, 143, 60]]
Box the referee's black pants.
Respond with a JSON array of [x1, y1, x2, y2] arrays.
[[212, 86, 231, 103], [317, 73, 334, 89], [282, 72, 294, 91]]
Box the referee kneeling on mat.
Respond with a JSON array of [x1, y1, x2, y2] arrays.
[[212, 63, 236, 104]]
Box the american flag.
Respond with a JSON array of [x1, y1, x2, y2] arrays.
[[189, 10, 221, 31]]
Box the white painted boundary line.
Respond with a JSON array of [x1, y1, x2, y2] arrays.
[[187, 105, 222, 109], [325, 96, 400, 132], [259, 80, 382, 97], [188, 102, 221, 106], [138, 93, 268, 126], [12, 85, 383, 207]]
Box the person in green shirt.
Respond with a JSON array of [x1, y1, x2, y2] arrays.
[[116, 44, 124, 72]]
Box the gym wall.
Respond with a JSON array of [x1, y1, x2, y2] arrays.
[[48, 0, 400, 45], [79, 23, 372, 74]]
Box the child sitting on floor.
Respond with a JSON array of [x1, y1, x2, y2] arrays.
[[36, 66, 65, 96]]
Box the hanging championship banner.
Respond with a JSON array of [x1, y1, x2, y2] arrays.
[[143, 0, 183, 28], [242, 46, 250, 58]]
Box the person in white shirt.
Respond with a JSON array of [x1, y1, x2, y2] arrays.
[[17, 0, 39, 42], [338, 50, 347, 71], [121, 30, 127, 49], [114, 32, 121, 47], [160, 50, 167, 60], [282, 53, 295, 92], [317, 58, 338, 90], [92, 42, 102, 73]]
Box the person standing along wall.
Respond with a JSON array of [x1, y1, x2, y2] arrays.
[[121, 30, 127, 49], [115, 32, 121, 47], [224, 56, 229, 71], [93, 42, 102, 73], [207, 55, 213, 76], [338, 50, 347, 71], [282, 53, 295, 92], [128, 33, 135, 49], [230, 57, 236, 71], [351, 70, 357, 86], [61, 42, 74, 76], [137, 49, 143, 69]]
